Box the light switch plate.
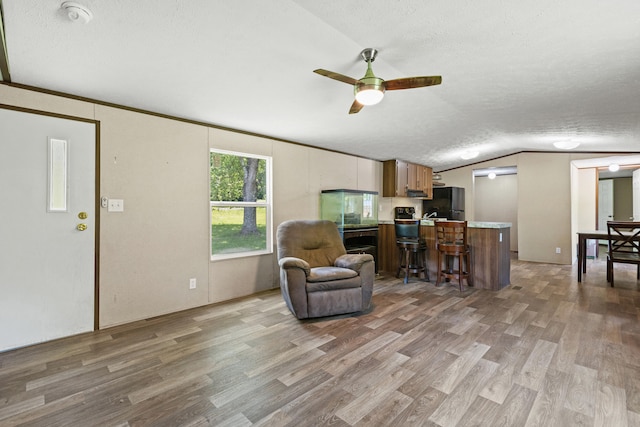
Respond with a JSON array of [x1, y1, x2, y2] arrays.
[[108, 199, 124, 212]]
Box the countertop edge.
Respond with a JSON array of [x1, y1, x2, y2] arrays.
[[378, 220, 512, 229]]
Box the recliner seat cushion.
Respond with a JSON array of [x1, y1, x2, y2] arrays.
[[306, 275, 362, 292], [307, 266, 358, 286]]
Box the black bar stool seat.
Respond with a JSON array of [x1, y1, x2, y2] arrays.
[[394, 220, 429, 284]]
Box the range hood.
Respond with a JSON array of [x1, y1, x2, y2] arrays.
[[406, 189, 427, 197]]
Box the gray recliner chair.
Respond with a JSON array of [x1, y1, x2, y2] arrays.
[[276, 220, 375, 319]]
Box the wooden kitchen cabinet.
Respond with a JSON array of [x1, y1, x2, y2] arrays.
[[422, 165, 433, 199], [408, 163, 419, 192], [383, 159, 409, 197], [383, 159, 433, 199], [377, 224, 396, 273]]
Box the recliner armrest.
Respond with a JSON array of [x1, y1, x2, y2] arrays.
[[279, 256, 311, 276], [335, 254, 374, 273]]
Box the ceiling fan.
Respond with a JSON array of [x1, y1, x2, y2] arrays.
[[314, 48, 442, 114]]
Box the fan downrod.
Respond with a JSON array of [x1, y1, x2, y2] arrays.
[[360, 48, 378, 63]]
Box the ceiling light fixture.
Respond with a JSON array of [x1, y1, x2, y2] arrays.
[[61, 2, 93, 24], [609, 163, 620, 172], [460, 150, 479, 160], [353, 56, 385, 106], [488, 172, 497, 179], [354, 87, 384, 105], [553, 140, 580, 150]]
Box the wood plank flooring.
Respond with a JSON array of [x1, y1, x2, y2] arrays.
[[2, 253, 640, 426]]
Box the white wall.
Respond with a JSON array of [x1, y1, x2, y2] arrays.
[[575, 167, 597, 232]]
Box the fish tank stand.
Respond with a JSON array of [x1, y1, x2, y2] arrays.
[[321, 189, 379, 273]]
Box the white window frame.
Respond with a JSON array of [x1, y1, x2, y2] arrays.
[[210, 148, 272, 261]]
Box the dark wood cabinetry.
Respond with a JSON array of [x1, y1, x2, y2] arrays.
[[383, 160, 433, 198], [377, 224, 396, 273], [378, 223, 510, 290], [382, 160, 408, 197], [422, 166, 433, 199]]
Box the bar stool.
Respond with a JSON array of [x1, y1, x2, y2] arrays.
[[394, 219, 429, 284], [435, 220, 472, 291]]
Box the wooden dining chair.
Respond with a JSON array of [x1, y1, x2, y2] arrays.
[[606, 221, 640, 287], [435, 220, 472, 291]]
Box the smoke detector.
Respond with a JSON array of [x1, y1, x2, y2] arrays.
[[61, 2, 93, 24]]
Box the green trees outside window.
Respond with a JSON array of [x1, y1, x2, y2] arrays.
[[210, 150, 272, 258]]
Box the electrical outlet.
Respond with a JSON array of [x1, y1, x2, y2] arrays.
[[189, 278, 196, 289], [555, 247, 561, 254]]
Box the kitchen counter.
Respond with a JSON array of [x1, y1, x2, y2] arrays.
[[379, 219, 512, 229], [378, 221, 511, 290]]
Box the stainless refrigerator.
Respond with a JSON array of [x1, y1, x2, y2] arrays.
[[422, 186, 465, 220]]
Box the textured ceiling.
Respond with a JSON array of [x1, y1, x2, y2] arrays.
[[2, 0, 640, 170]]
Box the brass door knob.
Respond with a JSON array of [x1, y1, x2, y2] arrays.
[[77, 223, 87, 231]]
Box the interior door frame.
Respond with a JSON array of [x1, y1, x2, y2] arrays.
[[597, 178, 614, 230], [1, 103, 101, 330]]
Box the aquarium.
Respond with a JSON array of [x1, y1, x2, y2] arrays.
[[321, 189, 379, 228]]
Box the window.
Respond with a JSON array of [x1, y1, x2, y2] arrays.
[[210, 149, 272, 260]]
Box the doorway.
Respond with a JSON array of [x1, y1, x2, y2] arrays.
[[598, 166, 637, 225], [473, 167, 519, 252], [0, 106, 98, 352]]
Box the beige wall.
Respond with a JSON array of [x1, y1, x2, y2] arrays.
[[613, 177, 633, 221], [97, 106, 211, 326], [3, 83, 632, 328], [440, 152, 618, 264], [0, 85, 381, 328], [474, 174, 518, 252]]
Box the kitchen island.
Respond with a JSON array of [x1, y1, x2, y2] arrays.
[[378, 220, 511, 290]]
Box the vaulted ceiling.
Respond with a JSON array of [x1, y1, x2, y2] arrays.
[[2, 1, 639, 170]]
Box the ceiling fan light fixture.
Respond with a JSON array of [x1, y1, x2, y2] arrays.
[[354, 58, 385, 106], [355, 86, 384, 105]]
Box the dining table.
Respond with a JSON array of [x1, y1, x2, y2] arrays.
[[576, 230, 608, 282], [577, 227, 640, 282]]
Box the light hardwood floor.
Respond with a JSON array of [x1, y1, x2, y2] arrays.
[[1, 252, 640, 426]]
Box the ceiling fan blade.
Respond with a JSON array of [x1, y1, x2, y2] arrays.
[[384, 76, 442, 91], [313, 69, 358, 85], [349, 100, 364, 114]]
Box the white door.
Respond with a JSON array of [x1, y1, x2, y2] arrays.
[[0, 108, 96, 352], [633, 169, 640, 221], [598, 179, 614, 230]]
